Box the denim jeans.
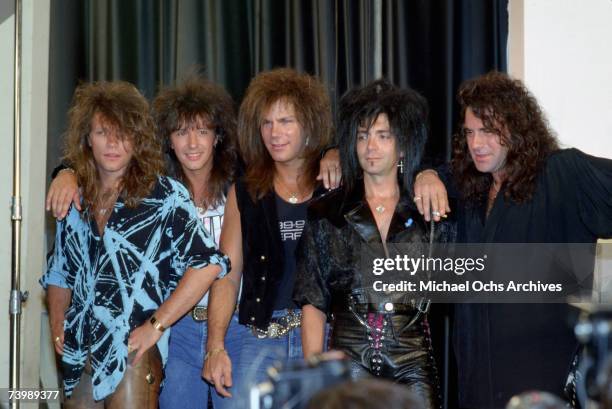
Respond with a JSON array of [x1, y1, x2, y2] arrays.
[[159, 313, 247, 409], [229, 309, 304, 407]]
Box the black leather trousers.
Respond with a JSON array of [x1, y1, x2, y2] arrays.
[[331, 311, 440, 408]]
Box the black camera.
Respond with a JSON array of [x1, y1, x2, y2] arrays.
[[249, 355, 352, 409], [574, 306, 612, 407]]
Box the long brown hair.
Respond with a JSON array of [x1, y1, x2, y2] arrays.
[[153, 76, 237, 208], [451, 71, 559, 204], [63, 81, 164, 209], [238, 68, 333, 200]]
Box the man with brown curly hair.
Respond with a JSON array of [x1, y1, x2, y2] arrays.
[[415, 72, 612, 408], [40, 81, 229, 408]]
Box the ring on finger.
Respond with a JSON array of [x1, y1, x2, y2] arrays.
[[413, 196, 422, 202], [54, 336, 61, 343], [432, 211, 441, 217], [127, 343, 134, 353]]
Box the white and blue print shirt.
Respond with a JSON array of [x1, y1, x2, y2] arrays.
[[40, 176, 229, 400]]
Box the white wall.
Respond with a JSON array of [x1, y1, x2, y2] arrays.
[[509, 0, 612, 301], [509, 0, 612, 159]]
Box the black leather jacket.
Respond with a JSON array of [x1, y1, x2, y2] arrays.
[[293, 184, 456, 314], [293, 184, 455, 407]]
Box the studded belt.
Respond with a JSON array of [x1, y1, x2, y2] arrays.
[[347, 298, 430, 335], [348, 301, 430, 315], [249, 309, 302, 339]]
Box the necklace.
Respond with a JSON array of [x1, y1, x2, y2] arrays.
[[275, 177, 301, 204], [189, 186, 211, 211], [367, 187, 400, 214], [95, 189, 119, 215], [286, 192, 299, 204], [193, 196, 208, 211]]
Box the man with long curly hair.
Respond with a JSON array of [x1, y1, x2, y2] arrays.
[[415, 72, 612, 408], [203, 68, 334, 405], [151, 76, 251, 409], [40, 81, 229, 408]]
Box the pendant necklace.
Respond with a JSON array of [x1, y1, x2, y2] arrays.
[[192, 194, 208, 213], [276, 177, 300, 204], [96, 190, 119, 215], [368, 188, 399, 214], [287, 193, 299, 204]]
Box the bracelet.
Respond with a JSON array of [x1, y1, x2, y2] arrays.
[[320, 145, 338, 159], [415, 169, 438, 182], [58, 167, 76, 176], [204, 348, 227, 361], [150, 316, 166, 332]]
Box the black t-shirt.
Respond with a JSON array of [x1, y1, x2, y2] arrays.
[[273, 193, 308, 310]]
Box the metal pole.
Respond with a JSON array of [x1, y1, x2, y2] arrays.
[[10, 0, 26, 407]]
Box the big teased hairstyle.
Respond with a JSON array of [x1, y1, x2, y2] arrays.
[[63, 81, 164, 209], [238, 68, 333, 200], [338, 78, 428, 196], [153, 76, 237, 208], [451, 71, 559, 203]]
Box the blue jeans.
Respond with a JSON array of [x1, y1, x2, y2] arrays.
[[159, 313, 247, 409], [229, 309, 304, 407]]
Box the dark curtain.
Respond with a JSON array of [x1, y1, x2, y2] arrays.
[[82, 0, 253, 100], [49, 0, 507, 163]]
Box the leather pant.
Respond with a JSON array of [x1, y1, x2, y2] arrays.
[[331, 311, 440, 408], [64, 347, 162, 409]]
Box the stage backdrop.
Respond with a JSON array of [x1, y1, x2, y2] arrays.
[[46, 0, 507, 178]]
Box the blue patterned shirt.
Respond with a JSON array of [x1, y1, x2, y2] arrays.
[[40, 176, 229, 400]]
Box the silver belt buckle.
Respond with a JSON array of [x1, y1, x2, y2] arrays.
[[191, 306, 208, 321], [252, 322, 283, 339], [268, 322, 281, 338], [251, 311, 302, 339]]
